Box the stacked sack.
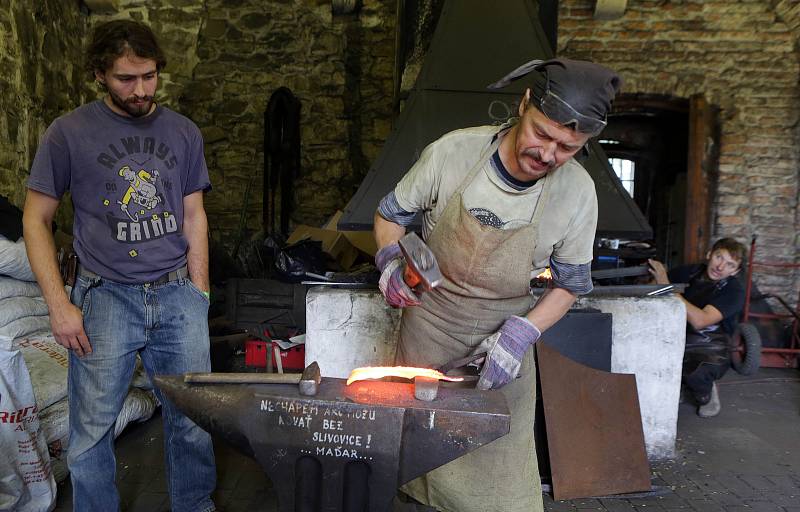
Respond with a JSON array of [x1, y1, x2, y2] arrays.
[[0, 237, 51, 340], [0, 196, 60, 510]]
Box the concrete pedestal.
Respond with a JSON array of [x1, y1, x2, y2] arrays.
[[306, 287, 686, 460], [305, 288, 402, 377], [575, 296, 686, 459]]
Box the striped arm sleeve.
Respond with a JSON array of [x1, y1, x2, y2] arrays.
[[378, 190, 417, 227], [549, 258, 593, 295]]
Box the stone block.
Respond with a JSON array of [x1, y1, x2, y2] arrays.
[[201, 126, 228, 144], [83, 0, 119, 13], [305, 287, 401, 378], [239, 12, 271, 30], [202, 18, 228, 38], [577, 296, 685, 460]]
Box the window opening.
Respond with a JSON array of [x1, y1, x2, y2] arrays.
[[608, 157, 635, 197]]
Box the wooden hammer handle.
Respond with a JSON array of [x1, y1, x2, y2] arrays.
[[184, 372, 302, 384]]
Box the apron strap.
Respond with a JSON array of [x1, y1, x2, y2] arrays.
[[452, 130, 505, 197]]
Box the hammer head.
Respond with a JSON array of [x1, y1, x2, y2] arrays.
[[299, 361, 322, 396], [398, 232, 442, 292]]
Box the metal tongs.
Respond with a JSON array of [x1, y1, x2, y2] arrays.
[[436, 351, 488, 382]]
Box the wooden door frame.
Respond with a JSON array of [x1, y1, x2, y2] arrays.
[[684, 95, 720, 264]]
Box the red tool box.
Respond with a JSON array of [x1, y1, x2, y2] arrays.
[[245, 339, 305, 371]]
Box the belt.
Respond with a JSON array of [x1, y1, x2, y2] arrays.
[[78, 264, 189, 286]]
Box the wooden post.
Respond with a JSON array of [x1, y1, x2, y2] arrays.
[[684, 95, 718, 264]]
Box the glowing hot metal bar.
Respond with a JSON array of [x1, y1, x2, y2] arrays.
[[346, 366, 465, 385]]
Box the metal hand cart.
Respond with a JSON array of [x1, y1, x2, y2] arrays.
[[731, 236, 800, 374]]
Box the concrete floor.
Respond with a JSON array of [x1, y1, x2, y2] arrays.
[[53, 367, 800, 511]]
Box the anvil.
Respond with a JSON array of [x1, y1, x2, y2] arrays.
[[154, 376, 509, 512]]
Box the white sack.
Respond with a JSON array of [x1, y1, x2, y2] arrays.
[[38, 400, 68, 448], [0, 297, 49, 329], [0, 336, 57, 512], [130, 355, 153, 390], [13, 337, 68, 410], [0, 278, 41, 302], [38, 401, 69, 484], [0, 317, 51, 342], [0, 238, 36, 282], [113, 388, 158, 438]]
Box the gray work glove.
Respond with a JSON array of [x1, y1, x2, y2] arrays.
[[473, 316, 541, 390], [375, 243, 421, 308]]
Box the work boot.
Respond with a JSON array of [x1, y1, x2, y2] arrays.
[[697, 382, 721, 418]]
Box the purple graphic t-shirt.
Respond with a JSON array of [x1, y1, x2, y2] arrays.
[[27, 100, 211, 284]]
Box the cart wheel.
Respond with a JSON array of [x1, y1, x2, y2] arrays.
[[730, 322, 762, 376]]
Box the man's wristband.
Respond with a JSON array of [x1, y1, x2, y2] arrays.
[[201, 291, 211, 300]]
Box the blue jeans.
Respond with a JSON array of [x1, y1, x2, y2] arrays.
[[68, 275, 216, 512]]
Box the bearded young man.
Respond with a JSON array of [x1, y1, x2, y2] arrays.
[[23, 20, 216, 512]]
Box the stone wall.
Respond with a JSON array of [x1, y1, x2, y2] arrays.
[[0, 0, 396, 246], [94, 0, 397, 248], [0, 0, 90, 230], [189, 0, 396, 244], [558, 0, 800, 301]]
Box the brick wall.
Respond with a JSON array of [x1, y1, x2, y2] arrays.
[[559, 0, 800, 302]]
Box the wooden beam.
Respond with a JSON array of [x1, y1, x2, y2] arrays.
[[684, 94, 717, 264]]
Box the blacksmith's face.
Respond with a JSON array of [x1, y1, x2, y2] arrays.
[[510, 90, 591, 181], [96, 53, 158, 117]]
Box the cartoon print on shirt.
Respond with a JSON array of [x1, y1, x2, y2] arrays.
[[117, 165, 162, 222], [99, 137, 182, 250]]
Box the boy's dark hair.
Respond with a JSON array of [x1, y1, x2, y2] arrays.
[[86, 20, 166, 81], [711, 237, 747, 266]]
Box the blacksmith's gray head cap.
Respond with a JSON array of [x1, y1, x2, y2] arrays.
[[487, 58, 622, 136]]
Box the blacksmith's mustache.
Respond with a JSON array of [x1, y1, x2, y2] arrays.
[[522, 148, 555, 168]]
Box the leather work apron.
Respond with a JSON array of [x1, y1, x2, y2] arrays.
[[397, 136, 551, 512]]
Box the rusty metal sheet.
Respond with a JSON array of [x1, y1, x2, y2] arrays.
[[537, 342, 651, 500]]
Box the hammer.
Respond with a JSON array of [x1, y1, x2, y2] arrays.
[[398, 232, 443, 292], [183, 361, 322, 396]]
